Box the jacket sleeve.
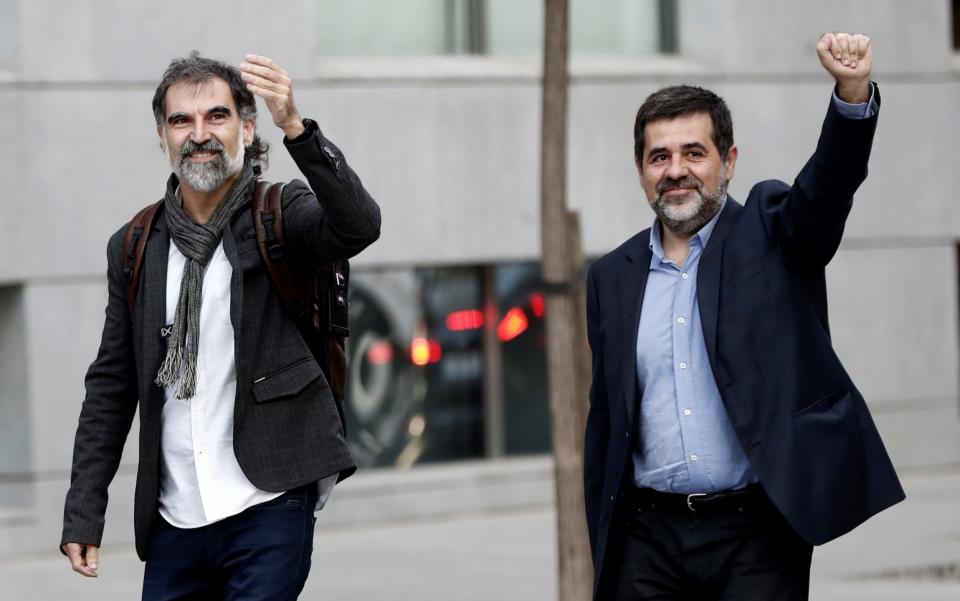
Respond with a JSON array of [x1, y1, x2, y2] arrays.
[[583, 265, 609, 555], [279, 118, 381, 262], [761, 84, 880, 270], [60, 228, 139, 551]]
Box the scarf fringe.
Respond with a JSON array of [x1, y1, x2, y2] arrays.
[[155, 345, 183, 391], [156, 345, 200, 400], [177, 356, 198, 400]]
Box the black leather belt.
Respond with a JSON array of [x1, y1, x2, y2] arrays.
[[622, 484, 767, 515]]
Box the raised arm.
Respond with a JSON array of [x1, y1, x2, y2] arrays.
[[765, 33, 877, 270], [240, 54, 381, 262]]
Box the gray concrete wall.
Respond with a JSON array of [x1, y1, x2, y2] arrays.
[[679, 0, 954, 75], [14, 0, 318, 82], [1, 0, 957, 557]]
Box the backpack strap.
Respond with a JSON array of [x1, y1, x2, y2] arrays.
[[324, 262, 350, 338], [122, 201, 162, 315], [252, 181, 308, 318], [321, 261, 350, 403]]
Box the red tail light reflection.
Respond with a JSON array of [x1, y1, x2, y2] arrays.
[[529, 293, 545, 318], [366, 341, 394, 365], [445, 309, 485, 331], [497, 307, 529, 342], [410, 337, 443, 366]]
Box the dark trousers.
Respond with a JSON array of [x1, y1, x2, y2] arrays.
[[609, 487, 813, 601], [142, 484, 318, 601]]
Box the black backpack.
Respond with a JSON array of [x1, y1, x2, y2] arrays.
[[121, 181, 350, 433]]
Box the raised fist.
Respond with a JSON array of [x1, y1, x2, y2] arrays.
[[816, 33, 872, 104]]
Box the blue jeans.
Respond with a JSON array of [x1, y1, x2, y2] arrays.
[[142, 484, 318, 601]]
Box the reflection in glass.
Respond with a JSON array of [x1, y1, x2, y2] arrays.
[[344, 263, 554, 469]]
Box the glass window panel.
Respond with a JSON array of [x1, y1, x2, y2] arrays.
[[347, 262, 556, 468], [485, 0, 663, 56], [315, 0, 666, 57], [344, 270, 422, 467], [571, 0, 660, 55], [483, 1, 543, 56], [414, 266, 486, 463], [495, 263, 551, 455], [316, 0, 461, 56], [347, 267, 485, 468], [954, 0, 960, 50]]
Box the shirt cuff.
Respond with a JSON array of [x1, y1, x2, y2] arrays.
[[832, 82, 877, 119]]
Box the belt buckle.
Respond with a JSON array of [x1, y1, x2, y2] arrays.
[[686, 493, 708, 511]]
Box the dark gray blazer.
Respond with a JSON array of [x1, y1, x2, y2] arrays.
[[61, 119, 381, 560]]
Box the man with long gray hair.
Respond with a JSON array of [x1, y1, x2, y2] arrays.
[[60, 51, 380, 599]]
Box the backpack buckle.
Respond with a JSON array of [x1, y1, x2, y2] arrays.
[[267, 243, 284, 261]]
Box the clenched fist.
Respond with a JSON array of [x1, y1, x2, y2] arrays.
[[817, 33, 872, 104]]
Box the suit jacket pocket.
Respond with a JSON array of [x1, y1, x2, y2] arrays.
[[253, 358, 322, 403], [793, 389, 849, 417]]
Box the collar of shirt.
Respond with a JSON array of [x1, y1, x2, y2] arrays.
[[649, 196, 728, 265]]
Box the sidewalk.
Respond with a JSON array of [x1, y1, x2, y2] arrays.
[[2, 468, 958, 600]]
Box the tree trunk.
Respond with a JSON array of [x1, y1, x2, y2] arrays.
[[541, 1, 593, 599]]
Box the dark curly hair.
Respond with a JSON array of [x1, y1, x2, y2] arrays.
[[152, 51, 270, 172], [633, 85, 734, 163]]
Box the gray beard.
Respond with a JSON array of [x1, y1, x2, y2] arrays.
[[172, 137, 245, 193], [649, 176, 727, 237]]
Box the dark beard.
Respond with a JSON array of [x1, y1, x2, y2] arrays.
[[650, 175, 727, 237]]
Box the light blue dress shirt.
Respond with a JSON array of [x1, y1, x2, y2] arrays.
[[633, 199, 758, 494], [632, 88, 876, 494]]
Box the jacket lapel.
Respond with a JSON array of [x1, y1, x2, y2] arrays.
[[697, 198, 743, 373], [620, 230, 652, 427], [140, 213, 169, 408], [222, 218, 243, 339]]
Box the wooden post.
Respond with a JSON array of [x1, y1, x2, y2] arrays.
[[541, 1, 593, 598]]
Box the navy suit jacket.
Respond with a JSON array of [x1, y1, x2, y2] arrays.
[[584, 93, 905, 595]]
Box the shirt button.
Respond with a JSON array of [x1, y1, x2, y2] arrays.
[[681, 273, 689, 279], [679, 362, 687, 369], [683, 409, 692, 416], [690, 454, 699, 461], [677, 317, 685, 324]]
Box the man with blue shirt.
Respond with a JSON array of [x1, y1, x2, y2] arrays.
[[583, 33, 904, 600]]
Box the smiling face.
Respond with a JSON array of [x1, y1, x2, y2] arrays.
[[158, 77, 255, 193], [638, 111, 738, 237]]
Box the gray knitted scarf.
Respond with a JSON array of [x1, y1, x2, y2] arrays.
[[155, 164, 256, 399]]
